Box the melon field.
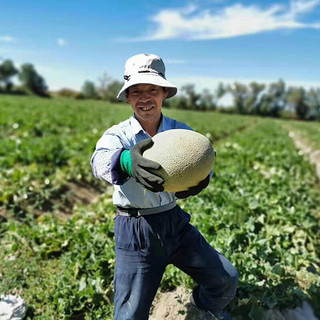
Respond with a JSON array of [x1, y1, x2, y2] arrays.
[[0, 95, 319, 320]]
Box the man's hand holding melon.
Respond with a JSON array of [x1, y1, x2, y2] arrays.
[[120, 129, 216, 197]]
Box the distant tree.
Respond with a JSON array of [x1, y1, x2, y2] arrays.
[[216, 82, 226, 99], [0, 59, 18, 91], [198, 89, 216, 110], [245, 82, 265, 114], [287, 87, 309, 120], [307, 88, 320, 120], [19, 63, 48, 96], [81, 80, 98, 99], [268, 79, 286, 117], [181, 84, 200, 110], [97, 72, 112, 100], [227, 82, 249, 114], [97, 73, 123, 102], [258, 94, 273, 116], [163, 95, 188, 109], [56, 88, 81, 99], [105, 80, 123, 102]]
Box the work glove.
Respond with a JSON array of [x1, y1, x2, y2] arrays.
[[120, 138, 164, 192], [175, 175, 210, 199]]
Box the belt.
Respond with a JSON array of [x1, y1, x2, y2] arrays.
[[116, 201, 176, 217]]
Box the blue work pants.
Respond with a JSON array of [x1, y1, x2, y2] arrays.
[[113, 205, 238, 320]]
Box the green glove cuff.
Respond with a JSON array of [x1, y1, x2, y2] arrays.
[[120, 150, 133, 177]]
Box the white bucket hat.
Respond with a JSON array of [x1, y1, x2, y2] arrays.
[[117, 53, 177, 101]]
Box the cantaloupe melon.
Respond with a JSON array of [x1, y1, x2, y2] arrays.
[[143, 129, 215, 192]]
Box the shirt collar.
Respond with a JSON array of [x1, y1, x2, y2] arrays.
[[131, 113, 168, 136], [157, 114, 168, 133], [130, 115, 144, 135]]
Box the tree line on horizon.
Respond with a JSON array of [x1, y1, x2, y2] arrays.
[[165, 80, 320, 121], [1, 58, 319, 121], [0, 59, 48, 96], [74, 78, 320, 121]]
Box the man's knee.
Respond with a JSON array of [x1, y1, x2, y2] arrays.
[[226, 265, 238, 296], [219, 255, 238, 292], [204, 255, 238, 296]]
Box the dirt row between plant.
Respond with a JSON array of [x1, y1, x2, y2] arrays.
[[149, 287, 319, 320], [149, 287, 213, 320], [287, 130, 320, 181]]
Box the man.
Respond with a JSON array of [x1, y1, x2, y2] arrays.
[[91, 53, 238, 320]]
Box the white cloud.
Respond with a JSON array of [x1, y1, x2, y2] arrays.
[[132, 0, 320, 41], [0, 36, 15, 42], [57, 38, 68, 46], [290, 0, 320, 15]]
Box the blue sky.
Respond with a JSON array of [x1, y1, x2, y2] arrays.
[[1, 0, 319, 94]]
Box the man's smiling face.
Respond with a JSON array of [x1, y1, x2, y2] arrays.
[[126, 84, 168, 125]]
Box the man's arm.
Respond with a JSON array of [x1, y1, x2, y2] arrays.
[[91, 134, 164, 192], [175, 174, 210, 199], [91, 132, 130, 185]]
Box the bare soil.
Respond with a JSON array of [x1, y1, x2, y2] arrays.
[[149, 287, 319, 320], [288, 130, 320, 180], [149, 287, 216, 320], [41, 181, 103, 219]]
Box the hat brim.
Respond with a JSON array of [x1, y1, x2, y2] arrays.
[[117, 73, 177, 101]]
